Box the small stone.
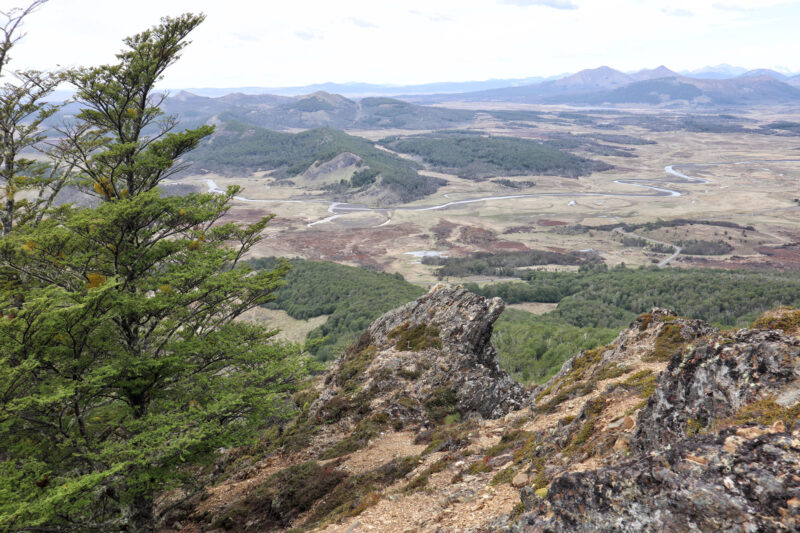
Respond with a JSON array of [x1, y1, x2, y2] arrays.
[[623, 416, 636, 430], [736, 426, 772, 439], [685, 454, 708, 465], [723, 436, 741, 453], [788, 497, 800, 508], [613, 436, 630, 452], [512, 472, 529, 488], [723, 477, 736, 491]]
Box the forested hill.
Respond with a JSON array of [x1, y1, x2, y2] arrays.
[[379, 132, 613, 180], [187, 120, 445, 203], [162, 90, 476, 131]]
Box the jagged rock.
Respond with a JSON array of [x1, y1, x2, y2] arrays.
[[510, 309, 800, 532], [631, 328, 800, 454], [531, 308, 716, 409], [513, 430, 800, 532], [311, 285, 527, 425]]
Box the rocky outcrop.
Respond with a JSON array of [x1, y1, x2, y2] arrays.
[[311, 285, 527, 424], [632, 327, 800, 454], [512, 310, 800, 532], [518, 429, 800, 532]]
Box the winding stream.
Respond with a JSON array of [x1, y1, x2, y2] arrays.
[[204, 159, 799, 227]]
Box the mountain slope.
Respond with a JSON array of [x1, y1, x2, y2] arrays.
[[163, 290, 800, 532]]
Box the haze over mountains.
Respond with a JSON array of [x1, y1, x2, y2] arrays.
[[406, 65, 800, 106], [152, 64, 800, 119]]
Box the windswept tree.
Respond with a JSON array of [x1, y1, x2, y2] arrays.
[[0, 0, 72, 236], [0, 13, 306, 532]]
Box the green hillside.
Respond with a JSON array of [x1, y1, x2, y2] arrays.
[[189, 121, 445, 202]]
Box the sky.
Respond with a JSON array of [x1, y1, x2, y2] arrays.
[[7, 0, 800, 89]]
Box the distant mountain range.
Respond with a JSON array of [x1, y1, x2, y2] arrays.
[[404, 66, 800, 107], [45, 65, 800, 124], [176, 76, 558, 98]]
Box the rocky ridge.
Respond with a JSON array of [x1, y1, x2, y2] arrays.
[[164, 292, 800, 532], [311, 284, 527, 425]]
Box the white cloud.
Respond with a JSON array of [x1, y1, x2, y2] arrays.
[[295, 31, 323, 41], [350, 17, 377, 28], [499, 0, 579, 9], [661, 7, 694, 16]]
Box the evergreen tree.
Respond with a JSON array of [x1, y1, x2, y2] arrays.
[[0, 1, 71, 236], [0, 13, 306, 532]]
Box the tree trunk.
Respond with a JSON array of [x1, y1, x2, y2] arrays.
[[128, 493, 155, 533]]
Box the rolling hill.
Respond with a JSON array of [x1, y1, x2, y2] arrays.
[[187, 120, 444, 204], [162, 91, 478, 131]]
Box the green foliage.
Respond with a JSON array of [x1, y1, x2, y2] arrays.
[[242, 461, 348, 529], [751, 307, 800, 333], [423, 249, 600, 279], [188, 122, 444, 203], [677, 239, 734, 255], [319, 413, 389, 460], [379, 132, 612, 180], [424, 387, 460, 424], [350, 168, 379, 188], [0, 15, 306, 532], [0, 1, 69, 237], [492, 310, 617, 384], [646, 323, 688, 362], [250, 258, 425, 361], [471, 266, 800, 329], [418, 422, 472, 455]]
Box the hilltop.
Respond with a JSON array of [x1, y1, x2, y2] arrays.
[[164, 91, 476, 131]]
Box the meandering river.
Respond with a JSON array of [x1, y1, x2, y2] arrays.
[[204, 159, 799, 227]]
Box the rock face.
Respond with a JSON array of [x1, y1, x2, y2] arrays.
[[632, 328, 800, 454], [513, 309, 800, 532], [519, 430, 800, 532], [311, 285, 527, 424]]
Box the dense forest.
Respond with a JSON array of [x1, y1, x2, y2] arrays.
[[250, 258, 425, 361], [378, 132, 612, 180], [188, 121, 444, 202], [468, 265, 800, 329], [421, 249, 601, 278], [251, 260, 800, 384], [493, 310, 618, 384]]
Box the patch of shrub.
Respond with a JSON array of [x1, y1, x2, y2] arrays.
[[388, 322, 442, 352], [645, 323, 688, 362], [423, 387, 460, 423]]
